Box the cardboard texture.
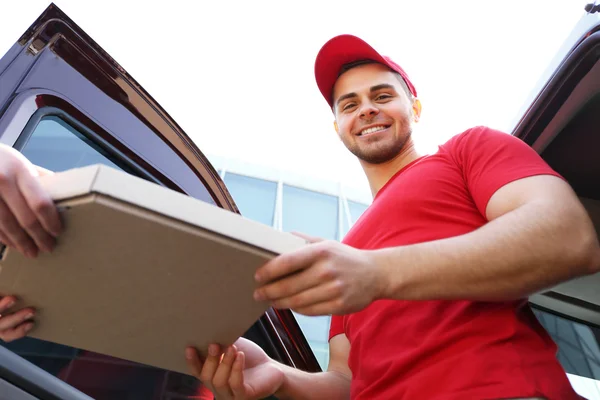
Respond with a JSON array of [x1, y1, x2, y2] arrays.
[[0, 165, 306, 375]]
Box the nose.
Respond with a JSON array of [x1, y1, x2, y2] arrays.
[[359, 103, 379, 119]]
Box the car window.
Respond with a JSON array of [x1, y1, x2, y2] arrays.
[[19, 115, 123, 172], [533, 308, 600, 400], [1, 113, 212, 399]]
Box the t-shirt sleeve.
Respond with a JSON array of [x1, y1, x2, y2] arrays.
[[446, 126, 563, 218], [329, 315, 345, 341]]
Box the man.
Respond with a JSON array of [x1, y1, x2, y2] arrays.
[[184, 35, 600, 399]]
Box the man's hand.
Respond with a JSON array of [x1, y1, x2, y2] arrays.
[[186, 337, 284, 400], [0, 144, 62, 258], [0, 143, 62, 342], [253, 233, 384, 316]]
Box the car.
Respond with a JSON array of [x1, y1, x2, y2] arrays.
[[0, 2, 598, 400]]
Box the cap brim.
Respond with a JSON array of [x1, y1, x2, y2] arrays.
[[314, 34, 390, 108]]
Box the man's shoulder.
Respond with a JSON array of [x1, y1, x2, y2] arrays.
[[443, 125, 506, 145], [439, 125, 514, 154]]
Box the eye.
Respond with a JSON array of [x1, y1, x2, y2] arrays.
[[375, 94, 392, 101], [342, 102, 357, 111]]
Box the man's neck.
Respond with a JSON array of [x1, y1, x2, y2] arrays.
[[360, 143, 421, 198]]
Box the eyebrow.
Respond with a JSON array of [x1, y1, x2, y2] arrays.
[[335, 84, 396, 107]]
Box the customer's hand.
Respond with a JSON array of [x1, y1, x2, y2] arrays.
[[186, 337, 285, 400], [0, 143, 62, 258], [0, 143, 62, 342], [0, 295, 35, 342]]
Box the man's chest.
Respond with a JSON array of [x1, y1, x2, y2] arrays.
[[344, 156, 488, 249]]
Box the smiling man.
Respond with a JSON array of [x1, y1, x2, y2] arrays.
[[186, 35, 600, 399]]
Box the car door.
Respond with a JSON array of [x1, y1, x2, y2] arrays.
[[0, 4, 319, 400], [512, 4, 600, 398]]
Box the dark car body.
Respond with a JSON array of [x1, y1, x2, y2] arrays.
[[0, 3, 598, 400]]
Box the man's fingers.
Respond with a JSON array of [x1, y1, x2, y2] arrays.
[[0, 308, 35, 331], [271, 280, 342, 310], [291, 231, 323, 243], [229, 351, 246, 397], [0, 198, 37, 257], [16, 171, 62, 238], [185, 347, 204, 378], [212, 345, 236, 397], [255, 244, 325, 285], [255, 262, 333, 302], [198, 344, 221, 392]]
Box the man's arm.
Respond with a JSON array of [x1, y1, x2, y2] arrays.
[[274, 334, 351, 400], [254, 175, 600, 316], [376, 174, 600, 302]]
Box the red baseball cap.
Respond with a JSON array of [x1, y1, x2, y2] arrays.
[[314, 34, 417, 108]]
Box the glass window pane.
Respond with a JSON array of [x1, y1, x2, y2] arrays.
[[20, 116, 123, 172], [2, 115, 212, 399], [282, 185, 338, 240], [342, 200, 369, 236], [293, 313, 331, 370], [533, 308, 600, 400], [224, 173, 277, 226], [348, 200, 368, 224]]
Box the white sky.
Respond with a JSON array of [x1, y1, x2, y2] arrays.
[[0, 0, 589, 194]]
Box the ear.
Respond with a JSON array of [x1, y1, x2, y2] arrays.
[[412, 98, 422, 123], [333, 120, 340, 134]]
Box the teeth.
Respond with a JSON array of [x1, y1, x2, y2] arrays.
[[360, 126, 387, 136]]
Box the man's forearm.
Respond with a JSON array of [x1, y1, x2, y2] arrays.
[[274, 364, 350, 400], [375, 200, 600, 302]]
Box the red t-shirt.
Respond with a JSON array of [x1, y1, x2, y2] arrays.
[[330, 126, 581, 400]]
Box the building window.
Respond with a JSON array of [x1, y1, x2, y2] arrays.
[[223, 173, 277, 226], [282, 185, 338, 240], [343, 200, 369, 236]]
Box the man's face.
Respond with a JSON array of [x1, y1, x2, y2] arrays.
[[332, 63, 415, 164]]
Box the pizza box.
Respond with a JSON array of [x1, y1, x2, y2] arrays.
[[0, 164, 306, 375]]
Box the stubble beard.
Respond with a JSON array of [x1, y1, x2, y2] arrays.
[[345, 124, 413, 165]]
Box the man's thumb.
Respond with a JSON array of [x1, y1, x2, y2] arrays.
[[291, 231, 323, 244]]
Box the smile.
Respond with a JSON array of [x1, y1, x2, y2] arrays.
[[357, 125, 390, 136]]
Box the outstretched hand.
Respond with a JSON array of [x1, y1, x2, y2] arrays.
[[186, 337, 285, 400], [253, 232, 386, 316]]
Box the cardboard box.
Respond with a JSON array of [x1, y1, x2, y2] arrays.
[[0, 164, 306, 375]]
